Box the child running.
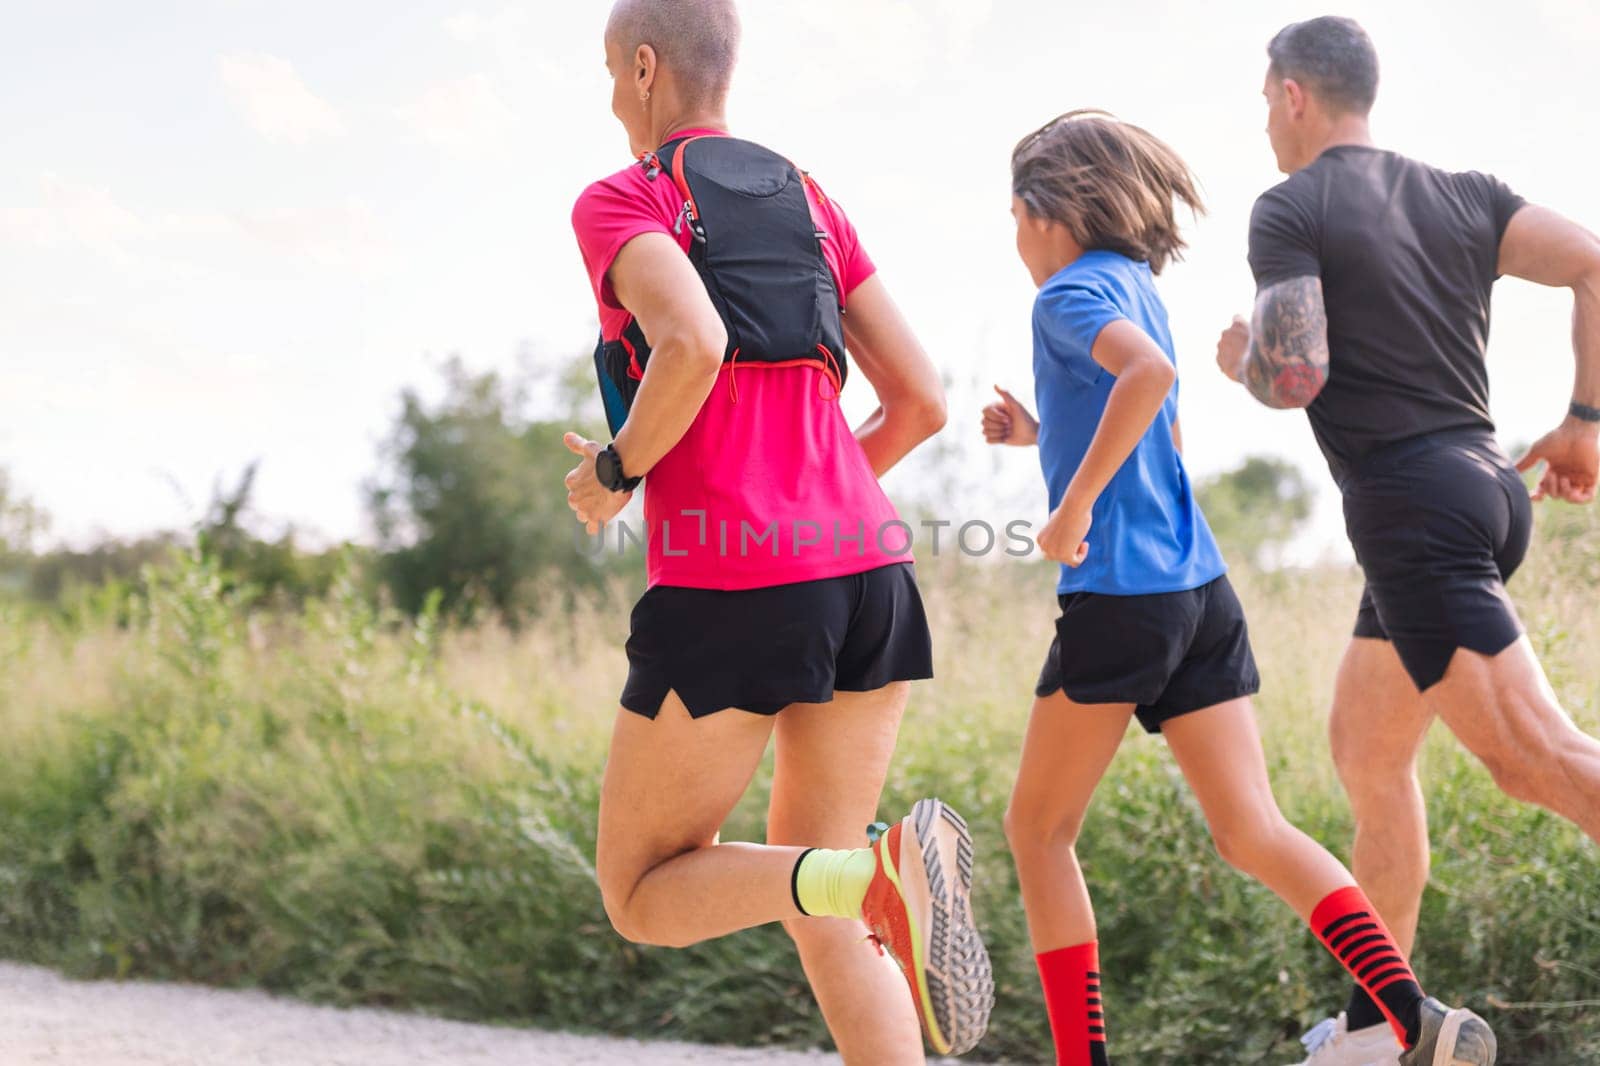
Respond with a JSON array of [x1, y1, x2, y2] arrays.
[[982, 110, 1496, 1066]]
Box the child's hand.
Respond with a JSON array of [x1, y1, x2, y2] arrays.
[[982, 385, 1039, 446], [1037, 500, 1092, 567], [1215, 315, 1250, 382]]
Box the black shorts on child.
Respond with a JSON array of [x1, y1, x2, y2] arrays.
[[1035, 574, 1261, 733]]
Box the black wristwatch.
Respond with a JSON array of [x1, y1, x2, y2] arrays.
[[595, 443, 642, 493], [1571, 401, 1600, 424]]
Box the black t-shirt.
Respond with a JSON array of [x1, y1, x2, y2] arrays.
[[1247, 145, 1526, 484]]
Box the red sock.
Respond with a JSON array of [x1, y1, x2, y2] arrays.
[[1311, 886, 1424, 1047], [1035, 941, 1109, 1066]]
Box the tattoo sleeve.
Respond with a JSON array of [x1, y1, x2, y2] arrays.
[[1244, 276, 1330, 409]]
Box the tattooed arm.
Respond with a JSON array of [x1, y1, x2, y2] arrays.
[[1217, 276, 1330, 409]]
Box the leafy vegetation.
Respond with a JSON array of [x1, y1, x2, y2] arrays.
[[1, 500, 1596, 1064]]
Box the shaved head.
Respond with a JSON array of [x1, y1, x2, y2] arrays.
[[607, 0, 741, 108]]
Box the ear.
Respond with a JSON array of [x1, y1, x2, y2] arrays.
[[1282, 77, 1307, 119], [634, 43, 658, 98]]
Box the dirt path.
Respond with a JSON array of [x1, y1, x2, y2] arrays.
[[0, 961, 853, 1065]]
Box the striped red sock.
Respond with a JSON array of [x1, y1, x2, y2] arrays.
[[1311, 886, 1424, 1047], [1035, 941, 1108, 1066]]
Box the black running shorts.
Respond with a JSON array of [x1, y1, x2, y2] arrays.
[[1035, 575, 1261, 734], [620, 562, 933, 718], [1343, 428, 1533, 692]]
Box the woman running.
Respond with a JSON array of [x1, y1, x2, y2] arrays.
[[983, 109, 1494, 1066], [562, 2, 993, 1060]]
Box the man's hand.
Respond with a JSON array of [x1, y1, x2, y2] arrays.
[[1216, 315, 1250, 383], [1516, 420, 1599, 503], [1036, 499, 1091, 567], [981, 385, 1039, 446], [564, 432, 633, 534]]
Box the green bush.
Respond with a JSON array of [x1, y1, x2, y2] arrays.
[[1, 507, 1597, 1064]]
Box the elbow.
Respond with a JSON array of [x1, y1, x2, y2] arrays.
[[915, 388, 948, 438], [1577, 261, 1600, 301], [1270, 365, 1327, 410], [1131, 355, 1177, 394], [661, 319, 727, 378]]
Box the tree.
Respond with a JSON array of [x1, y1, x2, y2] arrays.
[[1196, 456, 1315, 568], [0, 468, 48, 557], [367, 358, 625, 620]]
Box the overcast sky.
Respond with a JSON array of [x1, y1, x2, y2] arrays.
[[3, 1, 1596, 557]]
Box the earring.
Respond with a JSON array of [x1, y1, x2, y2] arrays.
[[642, 91, 651, 103]]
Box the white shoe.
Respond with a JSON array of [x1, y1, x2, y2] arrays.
[[1286, 1013, 1402, 1066]]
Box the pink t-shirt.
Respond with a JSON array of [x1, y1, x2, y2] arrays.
[[571, 129, 910, 590]]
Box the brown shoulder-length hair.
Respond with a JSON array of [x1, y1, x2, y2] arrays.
[[1011, 109, 1204, 275]]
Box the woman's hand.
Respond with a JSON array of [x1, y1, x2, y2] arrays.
[[981, 384, 1039, 446], [564, 433, 633, 534], [1036, 498, 1091, 567]]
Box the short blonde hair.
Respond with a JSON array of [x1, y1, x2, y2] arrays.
[[1011, 110, 1204, 275], [607, 0, 741, 109]]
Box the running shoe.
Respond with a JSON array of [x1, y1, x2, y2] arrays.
[[1286, 1013, 1401, 1066], [859, 798, 995, 1055], [1398, 999, 1496, 1066]]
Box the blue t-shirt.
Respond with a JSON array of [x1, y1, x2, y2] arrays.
[[1032, 250, 1226, 596]]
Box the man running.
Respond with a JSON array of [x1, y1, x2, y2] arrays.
[[1214, 16, 1600, 1066]]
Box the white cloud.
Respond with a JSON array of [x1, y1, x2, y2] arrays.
[[0, 172, 144, 261], [233, 197, 388, 273], [219, 52, 345, 145], [395, 73, 517, 154], [444, 7, 533, 45]]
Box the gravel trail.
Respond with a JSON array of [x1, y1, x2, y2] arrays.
[[0, 961, 853, 1065]]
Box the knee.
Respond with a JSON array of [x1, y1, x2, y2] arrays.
[[1209, 812, 1287, 876], [1477, 745, 1550, 807], [780, 914, 854, 954], [597, 859, 698, 949], [1003, 798, 1083, 856]]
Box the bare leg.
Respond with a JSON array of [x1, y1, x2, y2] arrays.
[[1002, 690, 1134, 952], [1329, 638, 1436, 954], [595, 692, 795, 948], [1161, 698, 1353, 919], [767, 685, 923, 1066], [1429, 636, 1600, 842]]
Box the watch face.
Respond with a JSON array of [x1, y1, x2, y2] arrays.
[[596, 448, 620, 490]]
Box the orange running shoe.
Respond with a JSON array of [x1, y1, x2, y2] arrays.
[[860, 798, 995, 1055]]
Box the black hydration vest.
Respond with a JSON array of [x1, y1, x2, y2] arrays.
[[593, 135, 848, 435]]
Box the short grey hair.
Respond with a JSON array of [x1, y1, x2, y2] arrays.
[[1267, 16, 1379, 116], [607, 0, 741, 108]]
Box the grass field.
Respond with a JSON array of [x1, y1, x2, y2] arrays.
[[1, 504, 1596, 1064]]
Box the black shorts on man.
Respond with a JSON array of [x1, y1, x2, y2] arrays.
[[621, 562, 933, 718], [1344, 429, 1532, 691], [1035, 575, 1261, 734]]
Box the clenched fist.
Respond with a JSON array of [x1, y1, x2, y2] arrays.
[[1216, 315, 1250, 383], [981, 384, 1039, 447]]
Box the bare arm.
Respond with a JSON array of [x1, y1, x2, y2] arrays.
[[1497, 204, 1600, 503], [840, 274, 948, 477], [609, 234, 729, 475], [1066, 320, 1178, 507], [563, 232, 726, 531], [1498, 204, 1600, 410], [1239, 276, 1330, 409], [1037, 319, 1176, 566]]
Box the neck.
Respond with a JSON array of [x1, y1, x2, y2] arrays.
[[652, 112, 729, 149], [1305, 114, 1374, 164]]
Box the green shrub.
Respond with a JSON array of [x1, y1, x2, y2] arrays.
[[1, 508, 1597, 1064]]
